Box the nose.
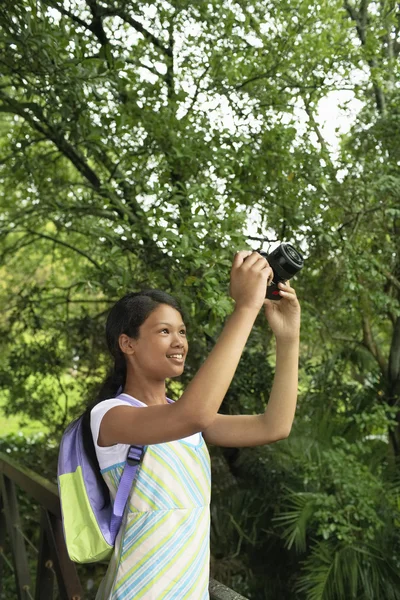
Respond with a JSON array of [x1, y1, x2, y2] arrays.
[[172, 335, 185, 350]]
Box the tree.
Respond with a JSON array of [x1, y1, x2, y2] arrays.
[[1, 1, 400, 598]]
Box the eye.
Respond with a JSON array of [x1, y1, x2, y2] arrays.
[[160, 328, 186, 335]]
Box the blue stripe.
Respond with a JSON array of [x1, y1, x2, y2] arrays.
[[100, 461, 125, 474], [135, 468, 175, 509], [175, 519, 210, 598], [122, 510, 171, 555], [195, 444, 212, 483], [120, 509, 200, 597], [147, 445, 201, 505], [163, 510, 209, 600], [120, 511, 195, 596], [155, 445, 205, 506], [197, 442, 211, 471], [123, 511, 200, 598], [178, 435, 204, 447], [186, 442, 211, 481]]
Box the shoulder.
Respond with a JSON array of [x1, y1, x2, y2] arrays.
[[91, 398, 133, 418], [90, 399, 134, 460], [90, 398, 134, 433]]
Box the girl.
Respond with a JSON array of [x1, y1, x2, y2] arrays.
[[82, 250, 301, 599]]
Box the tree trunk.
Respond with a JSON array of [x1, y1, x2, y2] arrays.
[[388, 317, 400, 455]]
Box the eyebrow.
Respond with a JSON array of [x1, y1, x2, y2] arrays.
[[155, 322, 186, 328]]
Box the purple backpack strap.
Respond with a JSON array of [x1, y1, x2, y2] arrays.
[[110, 444, 143, 539]]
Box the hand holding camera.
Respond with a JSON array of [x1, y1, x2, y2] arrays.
[[229, 243, 303, 340], [229, 250, 273, 312]]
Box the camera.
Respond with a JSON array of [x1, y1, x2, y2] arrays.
[[258, 243, 304, 301]]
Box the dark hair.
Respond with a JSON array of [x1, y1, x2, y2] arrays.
[[81, 289, 186, 483]]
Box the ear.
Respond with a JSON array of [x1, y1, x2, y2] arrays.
[[118, 334, 136, 355]]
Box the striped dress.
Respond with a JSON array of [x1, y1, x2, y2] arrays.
[[95, 433, 211, 599]]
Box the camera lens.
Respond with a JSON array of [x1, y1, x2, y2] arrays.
[[266, 242, 304, 280], [259, 241, 304, 301], [282, 244, 303, 267]]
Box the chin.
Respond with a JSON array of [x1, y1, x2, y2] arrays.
[[169, 366, 184, 376]]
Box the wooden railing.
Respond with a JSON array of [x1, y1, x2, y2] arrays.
[[0, 452, 248, 600]]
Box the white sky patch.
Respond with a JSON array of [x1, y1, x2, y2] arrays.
[[317, 90, 363, 149]]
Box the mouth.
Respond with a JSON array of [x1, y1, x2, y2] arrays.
[[166, 354, 185, 363]]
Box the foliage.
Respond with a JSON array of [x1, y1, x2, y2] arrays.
[[0, 0, 400, 598]]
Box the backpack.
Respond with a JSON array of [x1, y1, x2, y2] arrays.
[[57, 395, 144, 564]]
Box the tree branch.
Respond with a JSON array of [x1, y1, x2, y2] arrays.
[[359, 289, 388, 375], [41, 0, 113, 67], [304, 101, 336, 175], [336, 205, 389, 232], [22, 229, 102, 269], [100, 7, 172, 57], [343, 0, 386, 114], [0, 91, 102, 189], [42, 0, 93, 32], [0, 91, 143, 227], [182, 64, 211, 117]]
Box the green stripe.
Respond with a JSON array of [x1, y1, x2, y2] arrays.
[[140, 462, 182, 506], [162, 509, 209, 598], [132, 483, 159, 511], [190, 564, 209, 600], [100, 461, 125, 474], [173, 445, 208, 502], [154, 445, 204, 503], [115, 509, 190, 590], [144, 447, 193, 506], [135, 508, 209, 599], [181, 535, 209, 599], [185, 444, 211, 493], [122, 510, 172, 563]]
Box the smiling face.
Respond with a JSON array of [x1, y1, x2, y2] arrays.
[[120, 303, 189, 380]]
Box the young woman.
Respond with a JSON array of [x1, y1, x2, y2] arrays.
[[83, 250, 301, 599]]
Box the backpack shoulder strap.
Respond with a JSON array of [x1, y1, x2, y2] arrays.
[[110, 444, 144, 538]]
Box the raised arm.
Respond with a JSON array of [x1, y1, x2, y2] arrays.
[[202, 336, 299, 447], [203, 280, 301, 447], [98, 251, 273, 447]]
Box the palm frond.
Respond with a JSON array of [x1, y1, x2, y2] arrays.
[[272, 487, 317, 553], [296, 540, 400, 600]]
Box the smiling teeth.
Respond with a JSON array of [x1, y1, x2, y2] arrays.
[[168, 355, 183, 358]]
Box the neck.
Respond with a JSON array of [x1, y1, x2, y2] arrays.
[[123, 370, 168, 406]]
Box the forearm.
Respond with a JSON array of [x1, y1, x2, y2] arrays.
[[180, 306, 259, 428], [262, 336, 299, 437]]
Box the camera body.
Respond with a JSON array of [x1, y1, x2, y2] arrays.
[[258, 243, 304, 301]]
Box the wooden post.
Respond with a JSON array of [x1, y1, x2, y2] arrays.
[[0, 473, 33, 600], [35, 509, 55, 600], [41, 508, 83, 600], [0, 487, 6, 597]]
